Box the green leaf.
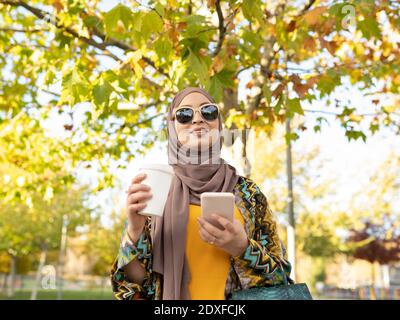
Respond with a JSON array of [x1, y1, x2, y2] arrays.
[[242, 0, 264, 24], [358, 16, 381, 39], [60, 68, 89, 105], [141, 10, 163, 39], [287, 98, 304, 115], [83, 15, 104, 32], [104, 4, 133, 35], [207, 76, 223, 102], [369, 122, 379, 134], [317, 69, 341, 97], [132, 11, 143, 32], [154, 35, 172, 59], [103, 70, 129, 94], [154, 3, 165, 18], [284, 132, 299, 145], [92, 80, 113, 108], [214, 69, 235, 89], [187, 49, 208, 84], [274, 94, 284, 113], [205, 69, 236, 102], [345, 130, 367, 142], [262, 84, 272, 105]]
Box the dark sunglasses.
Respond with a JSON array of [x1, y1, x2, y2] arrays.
[[173, 103, 220, 124]]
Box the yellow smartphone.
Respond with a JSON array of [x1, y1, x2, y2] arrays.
[[200, 192, 234, 230]]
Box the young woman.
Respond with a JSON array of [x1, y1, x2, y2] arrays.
[[110, 86, 294, 300]]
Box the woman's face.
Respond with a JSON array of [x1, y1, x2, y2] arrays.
[[173, 92, 220, 150]]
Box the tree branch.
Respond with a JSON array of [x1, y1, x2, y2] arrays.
[[298, 0, 317, 16], [1, 0, 170, 80], [0, 27, 50, 33], [40, 89, 61, 97], [211, 0, 227, 58]]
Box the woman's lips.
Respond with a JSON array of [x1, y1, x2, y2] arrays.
[[191, 128, 208, 136]]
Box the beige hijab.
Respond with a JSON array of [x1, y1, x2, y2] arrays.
[[150, 87, 239, 300]]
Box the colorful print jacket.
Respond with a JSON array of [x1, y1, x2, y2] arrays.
[[110, 176, 294, 300]]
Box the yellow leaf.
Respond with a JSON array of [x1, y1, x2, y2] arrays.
[[304, 6, 328, 26]]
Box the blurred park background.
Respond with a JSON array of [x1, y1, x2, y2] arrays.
[[0, 0, 400, 300]]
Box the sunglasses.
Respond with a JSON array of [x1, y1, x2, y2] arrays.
[[173, 103, 220, 124]]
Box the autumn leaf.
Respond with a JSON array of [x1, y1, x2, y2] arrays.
[[321, 39, 338, 56], [303, 37, 316, 51], [304, 7, 328, 26], [211, 56, 225, 75], [272, 83, 285, 98]]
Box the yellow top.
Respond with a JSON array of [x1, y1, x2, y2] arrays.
[[185, 203, 245, 300]]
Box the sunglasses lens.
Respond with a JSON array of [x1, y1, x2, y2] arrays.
[[175, 108, 193, 124], [201, 104, 219, 121]]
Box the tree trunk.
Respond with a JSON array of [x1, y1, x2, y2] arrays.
[[371, 262, 375, 286], [240, 127, 252, 178], [381, 264, 390, 288], [285, 118, 296, 281], [1, 273, 6, 294], [30, 244, 48, 300], [57, 214, 68, 300], [6, 254, 17, 298]]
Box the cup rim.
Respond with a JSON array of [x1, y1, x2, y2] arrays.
[[138, 163, 173, 175]]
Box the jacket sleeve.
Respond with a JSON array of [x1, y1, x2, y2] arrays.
[[232, 182, 294, 288], [110, 217, 155, 300]]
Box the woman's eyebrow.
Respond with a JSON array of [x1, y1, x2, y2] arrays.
[[179, 101, 210, 108]]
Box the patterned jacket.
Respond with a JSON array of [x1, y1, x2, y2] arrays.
[[110, 176, 294, 300]]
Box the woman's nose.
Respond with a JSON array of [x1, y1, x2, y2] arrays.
[[192, 110, 203, 124]]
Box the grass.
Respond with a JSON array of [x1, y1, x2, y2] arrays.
[[0, 289, 115, 300]]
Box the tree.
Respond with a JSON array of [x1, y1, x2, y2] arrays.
[[346, 216, 400, 286], [0, 186, 92, 297], [83, 208, 125, 277], [0, 113, 93, 297]]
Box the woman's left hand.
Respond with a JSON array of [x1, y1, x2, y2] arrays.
[[197, 214, 249, 257]]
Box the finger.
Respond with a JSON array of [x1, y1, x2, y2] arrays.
[[197, 217, 224, 239], [127, 191, 152, 205], [127, 183, 151, 195], [198, 227, 211, 242], [201, 225, 227, 245], [211, 214, 236, 234], [131, 173, 147, 184], [198, 226, 219, 245], [127, 202, 147, 213]]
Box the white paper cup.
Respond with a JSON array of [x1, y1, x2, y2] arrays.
[[136, 164, 174, 217]]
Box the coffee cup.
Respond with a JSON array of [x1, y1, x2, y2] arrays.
[[136, 164, 174, 217]]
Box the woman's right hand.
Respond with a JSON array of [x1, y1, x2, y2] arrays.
[[126, 173, 153, 242]]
